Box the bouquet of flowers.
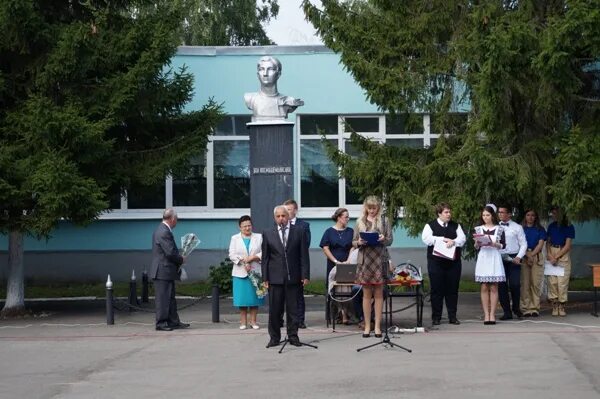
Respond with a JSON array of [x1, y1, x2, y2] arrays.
[[247, 268, 267, 299], [178, 233, 200, 282], [180, 233, 201, 257]]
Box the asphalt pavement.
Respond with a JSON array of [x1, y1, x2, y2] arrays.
[[0, 292, 599, 399]]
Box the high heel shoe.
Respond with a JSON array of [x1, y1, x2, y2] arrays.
[[362, 331, 371, 338]]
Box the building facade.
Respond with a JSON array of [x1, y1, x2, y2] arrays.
[[1, 46, 599, 283]]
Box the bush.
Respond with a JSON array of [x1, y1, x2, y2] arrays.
[[208, 258, 233, 295]]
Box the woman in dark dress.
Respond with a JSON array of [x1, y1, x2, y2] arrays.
[[320, 208, 354, 324], [320, 208, 354, 282]]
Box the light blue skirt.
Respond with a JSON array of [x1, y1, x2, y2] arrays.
[[232, 276, 264, 307]]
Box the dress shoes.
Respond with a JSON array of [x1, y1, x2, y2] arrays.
[[155, 325, 173, 331], [170, 322, 190, 329], [514, 312, 523, 319], [288, 337, 302, 347], [266, 339, 281, 348], [432, 319, 441, 326], [484, 321, 496, 325], [499, 314, 513, 321], [449, 318, 461, 325], [298, 322, 307, 329]]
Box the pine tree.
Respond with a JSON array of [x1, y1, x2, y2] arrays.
[[0, 0, 222, 315], [303, 0, 600, 234]]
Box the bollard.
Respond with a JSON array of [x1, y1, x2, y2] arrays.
[[141, 269, 149, 303], [128, 269, 137, 311], [211, 284, 220, 323], [106, 274, 114, 325]]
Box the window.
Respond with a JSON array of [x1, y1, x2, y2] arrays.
[[214, 115, 251, 136], [300, 140, 339, 207], [299, 115, 338, 136], [343, 140, 365, 205], [127, 182, 165, 209], [343, 116, 379, 133], [213, 141, 250, 208], [173, 153, 207, 206], [386, 138, 425, 148]]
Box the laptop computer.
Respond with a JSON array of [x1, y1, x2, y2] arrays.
[[335, 263, 357, 283]]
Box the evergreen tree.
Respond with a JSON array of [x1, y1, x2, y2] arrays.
[[0, 0, 222, 315], [303, 0, 600, 235], [181, 0, 279, 45]]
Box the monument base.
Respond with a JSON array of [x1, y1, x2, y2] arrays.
[[247, 122, 294, 234]]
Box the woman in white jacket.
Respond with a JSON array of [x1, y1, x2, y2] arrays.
[[228, 215, 263, 329]]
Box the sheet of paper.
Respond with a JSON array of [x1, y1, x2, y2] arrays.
[[473, 234, 492, 246], [433, 238, 456, 260], [544, 261, 565, 276]]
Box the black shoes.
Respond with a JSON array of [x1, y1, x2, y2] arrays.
[[266, 339, 281, 348], [432, 319, 441, 326], [514, 312, 523, 320], [170, 322, 190, 329], [483, 321, 496, 325], [298, 322, 307, 329], [155, 325, 173, 331], [449, 318, 461, 325], [288, 337, 302, 347], [500, 313, 513, 320]]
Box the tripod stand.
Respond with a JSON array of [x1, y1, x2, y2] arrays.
[[278, 334, 318, 353], [356, 261, 412, 353]]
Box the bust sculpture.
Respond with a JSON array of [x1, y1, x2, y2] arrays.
[[244, 56, 304, 122]]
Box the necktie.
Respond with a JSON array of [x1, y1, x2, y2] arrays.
[[443, 223, 447, 228], [280, 226, 287, 248], [500, 222, 509, 226]]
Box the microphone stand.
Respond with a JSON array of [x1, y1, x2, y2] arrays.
[[356, 215, 412, 353], [278, 223, 318, 354]]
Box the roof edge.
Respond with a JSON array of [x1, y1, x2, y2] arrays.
[[176, 45, 333, 56]]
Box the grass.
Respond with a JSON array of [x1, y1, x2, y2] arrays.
[[0, 277, 594, 299]]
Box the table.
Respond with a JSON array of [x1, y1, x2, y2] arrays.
[[328, 280, 424, 331], [588, 263, 600, 317]]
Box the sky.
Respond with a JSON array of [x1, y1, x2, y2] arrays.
[[263, 0, 324, 45]]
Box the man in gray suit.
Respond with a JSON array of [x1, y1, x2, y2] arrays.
[[151, 208, 189, 331], [262, 205, 310, 348]]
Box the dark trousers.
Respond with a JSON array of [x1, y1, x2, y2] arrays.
[[268, 283, 299, 342], [154, 279, 180, 328], [297, 285, 305, 323], [427, 257, 461, 320], [499, 256, 521, 315]]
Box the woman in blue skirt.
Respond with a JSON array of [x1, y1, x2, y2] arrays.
[[228, 215, 264, 329]]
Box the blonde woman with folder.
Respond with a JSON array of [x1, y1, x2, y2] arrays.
[[229, 215, 264, 330], [353, 196, 393, 338]]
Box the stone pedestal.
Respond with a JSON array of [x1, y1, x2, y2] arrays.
[[247, 122, 294, 234]]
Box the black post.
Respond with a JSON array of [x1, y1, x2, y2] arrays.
[[128, 269, 137, 311], [212, 284, 220, 323], [142, 269, 149, 303], [106, 275, 114, 325]]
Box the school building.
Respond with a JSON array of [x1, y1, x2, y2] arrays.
[[1, 45, 599, 284]]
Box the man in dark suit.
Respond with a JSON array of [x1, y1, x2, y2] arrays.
[[283, 199, 311, 329], [151, 208, 189, 331], [262, 205, 310, 348]]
